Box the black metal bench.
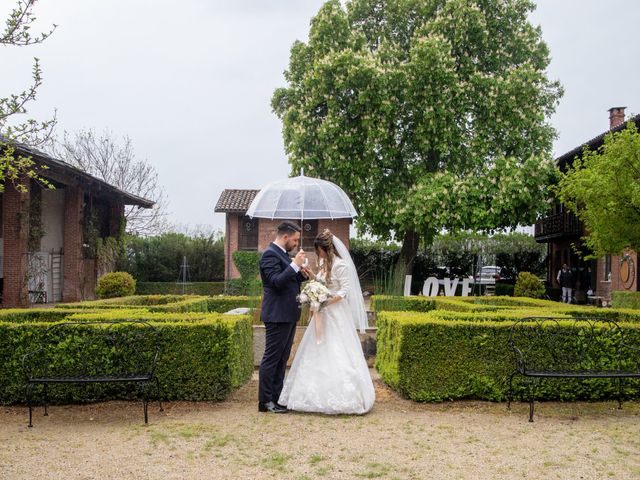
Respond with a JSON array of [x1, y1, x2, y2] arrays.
[[22, 320, 162, 427], [507, 317, 640, 422]]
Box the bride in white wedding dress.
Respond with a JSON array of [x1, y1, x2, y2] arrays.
[[278, 229, 375, 414]]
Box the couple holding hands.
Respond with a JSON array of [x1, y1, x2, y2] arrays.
[[258, 221, 375, 415]]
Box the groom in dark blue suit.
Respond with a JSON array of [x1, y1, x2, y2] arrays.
[[258, 221, 309, 413]]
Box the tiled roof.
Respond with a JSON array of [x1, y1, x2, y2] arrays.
[[214, 189, 260, 213], [556, 113, 640, 169]]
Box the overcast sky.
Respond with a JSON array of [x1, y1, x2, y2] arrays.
[[3, 1, 640, 234]]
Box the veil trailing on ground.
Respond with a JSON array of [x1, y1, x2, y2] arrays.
[[332, 235, 368, 333]]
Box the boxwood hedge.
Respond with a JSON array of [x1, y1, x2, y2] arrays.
[[0, 306, 253, 404], [135, 282, 225, 296], [612, 291, 640, 310], [375, 312, 640, 402]]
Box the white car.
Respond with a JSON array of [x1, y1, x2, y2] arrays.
[[474, 266, 503, 285]]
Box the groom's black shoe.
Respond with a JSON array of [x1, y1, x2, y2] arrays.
[[258, 401, 288, 413]]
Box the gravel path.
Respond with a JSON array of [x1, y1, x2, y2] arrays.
[[1, 371, 639, 480]]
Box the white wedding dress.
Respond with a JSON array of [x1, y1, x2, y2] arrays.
[[278, 255, 375, 415]]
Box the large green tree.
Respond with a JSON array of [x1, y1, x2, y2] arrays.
[[1, 0, 56, 192], [556, 122, 640, 257], [273, 0, 562, 275]]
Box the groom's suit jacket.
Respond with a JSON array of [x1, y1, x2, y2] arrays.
[[259, 243, 304, 324]]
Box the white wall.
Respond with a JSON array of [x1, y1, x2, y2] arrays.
[[40, 189, 65, 253]]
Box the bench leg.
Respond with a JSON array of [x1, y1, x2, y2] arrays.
[[43, 384, 49, 416], [529, 400, 535, 422], [26, 383, 34, 428], [155, 377, 164, 412], [141, 382, 149, 424], [618, 378, 624, 409], [528, 381, 535, 422], [507, 372, 517, 410]]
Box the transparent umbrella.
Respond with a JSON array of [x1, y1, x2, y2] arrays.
[[246, 174, 357, 220]]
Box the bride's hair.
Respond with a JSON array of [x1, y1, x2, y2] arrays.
[[314, 229, 341, 285]]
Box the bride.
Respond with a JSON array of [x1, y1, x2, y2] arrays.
[[278, 229, 375, 414]]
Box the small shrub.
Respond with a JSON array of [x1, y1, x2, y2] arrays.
[[513, 272, 544, 298], [96, 271, 136, 298]]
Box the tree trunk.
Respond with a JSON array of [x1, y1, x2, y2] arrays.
[[391, 230, 420, 295]]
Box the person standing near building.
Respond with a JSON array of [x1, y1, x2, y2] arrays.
[[557, 263, 573, 303]]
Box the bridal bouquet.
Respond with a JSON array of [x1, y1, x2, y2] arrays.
[[298, 280, 331, 312], [298, 280, 332, 344]]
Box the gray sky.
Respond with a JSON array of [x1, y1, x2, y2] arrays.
[[3, 1, 640, 234]]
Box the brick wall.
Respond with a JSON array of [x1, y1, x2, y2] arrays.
[[318, 219, 350, 249], [611, 251, 638, 292], [225, 214, 240, 279], [62, 185, 84, 302], [2, 184, 30, 307], [223, 216, 353, 281], [257, 218, 282, 252]]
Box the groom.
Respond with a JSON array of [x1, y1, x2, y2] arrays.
[[258, 221, 309, 413]]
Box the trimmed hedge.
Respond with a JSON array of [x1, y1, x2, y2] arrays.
[[371, 295, 564, 312], [146, 297, 210, 313], [0, 308, 76, 323], [433, 298, 505, 313], [206, 296, 261, 313], [612, 291, 640, 310], [56, 295, 262, 314], [136, 282, 225, 296], [375, 312, 640, 402], [425, 308, 571, 323], [372, 294, 640, 323], [0, 312, 253, 404], [56, 295, 226, 314], [371, 295, 436, 312], [495, 282, 515, 296]]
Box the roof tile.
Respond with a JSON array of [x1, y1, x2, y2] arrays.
[[214, 189, 260, 213]]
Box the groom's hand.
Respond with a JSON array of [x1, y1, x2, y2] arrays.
[[293, 249, 306, 267]]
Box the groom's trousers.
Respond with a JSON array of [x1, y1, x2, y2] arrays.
[[259, 321, 297, 404]]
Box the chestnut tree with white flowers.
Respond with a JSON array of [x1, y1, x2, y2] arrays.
[[272, 0, 563, 278]]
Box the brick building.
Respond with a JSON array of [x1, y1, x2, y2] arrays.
[[1, 141, 153, 307], [215, 189, 352, 280], [535, 107, 640, 302]]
